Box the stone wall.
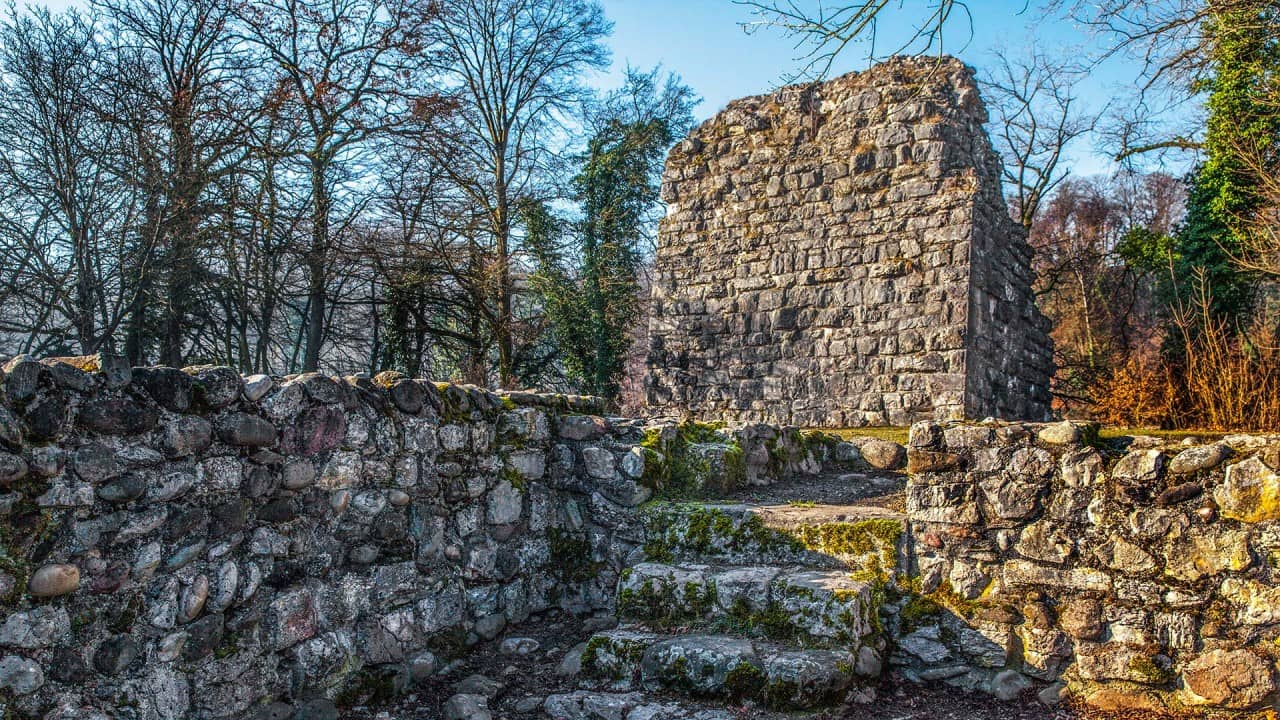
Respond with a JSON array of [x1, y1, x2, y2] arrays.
[[6, 352, 1276, 715], [643, 56, 1052, 427], [902, 421, 1280, 712], [0, 355, 651, 719]]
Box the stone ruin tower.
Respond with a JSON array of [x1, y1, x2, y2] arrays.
[[643, 56, 1053, 427]]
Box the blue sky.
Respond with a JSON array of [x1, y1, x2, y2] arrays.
[[594, 0, 1201, 178]]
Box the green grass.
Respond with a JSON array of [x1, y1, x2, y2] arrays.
[[1098, 427, 1230, 442], [814, 427, 910, 444], [811, 425, 1238, 451]]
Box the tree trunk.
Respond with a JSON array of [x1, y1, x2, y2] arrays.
[[160, 101, 198, 368], [73, 226, 97, 354], [303, 156, 330, 372], [494, 168, 514, 388]]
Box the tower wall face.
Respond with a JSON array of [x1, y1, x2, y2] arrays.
[[644, 57, 1052, 427]]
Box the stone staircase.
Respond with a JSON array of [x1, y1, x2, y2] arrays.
[[554, 492, 907, 716]]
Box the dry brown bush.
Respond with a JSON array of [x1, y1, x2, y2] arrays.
[[1166, 313, 1280, 431], [1091, 355, 1174, 428], [1092, 275, 1280, 432]]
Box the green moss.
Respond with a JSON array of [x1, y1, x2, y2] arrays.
[[580, 636, 607, 676], [642, 537, 674, 563], [667, 654, 690, 688], [547, 528, 600, 583], [927, 581, 983, 619], [580, 634, 651, 681], [724, 662, 765, 702], [1128, 655, 1174, 685], [639, 422, 746, 499], [0, 505, 58, 606], [678, 421, 727, 444], [683, 509, 715, 553], [1098, 427, 1227, 442], [213, 630, 241, 659], [762, 679, 801, 709], [643, 504, 807, 562], [499, 464, 526, 491], [899, 595, 943, 632], [721, 443, 747, 491], [618, 576, 717, 628], [818, 426, 910, 444], [723, 599, 802, 643], [794, 519, 903, 558]]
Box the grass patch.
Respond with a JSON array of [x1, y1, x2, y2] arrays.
[[1098, 427, 1230, 442], [816, 427, 910, 444]]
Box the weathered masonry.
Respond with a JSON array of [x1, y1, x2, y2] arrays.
[[1, 354, 1277, 716], [644, 56, 1053, 427]]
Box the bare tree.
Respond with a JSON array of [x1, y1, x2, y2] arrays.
[[734, 0, 978, 79], [420, 0, 611, 388], [0, 7, 131, 354], [1051, 0, 1279, 162], [367, 137, 493, 380], [235, 0, 437, 372], [1031, 173, 1185, 408], [209, 84, 308, 373], [983, 48, 1096, 229], [93, 0, 259, 366]]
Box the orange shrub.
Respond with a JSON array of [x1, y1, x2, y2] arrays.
[[1091, 355, 1174, 428]]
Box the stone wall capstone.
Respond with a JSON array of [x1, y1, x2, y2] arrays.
[[643, 56, 1052, 427]]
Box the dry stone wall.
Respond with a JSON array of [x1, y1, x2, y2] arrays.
[[4, 352, 1275, 715], [0, 355, 651, 719], [644, 56, 1052, 427], [902, 421, 1280, 713]]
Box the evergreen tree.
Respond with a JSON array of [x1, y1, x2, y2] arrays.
[[1173, 2, 1280, 324], [526, 69, 696, 402]]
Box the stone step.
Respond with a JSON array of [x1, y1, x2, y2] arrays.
[[577, 630, 879, 710], [640, 501, 905, 573], [543, 690, 739, 720], [617, 562, 881, 648]]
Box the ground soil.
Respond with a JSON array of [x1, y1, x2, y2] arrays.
[[840, 677, 1077, 720]]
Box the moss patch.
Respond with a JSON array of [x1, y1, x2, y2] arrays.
[[793, 519, 903, 569], [1128, 655, 1175, 686], [547, 528, 600, 583], [722, 598, 804, 643], [642, 504, 805, 561], [617, 576, 717, 628], [640, 422, 746, 499], [725, 662, 765, 702], [899, 595, 944, 633]]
